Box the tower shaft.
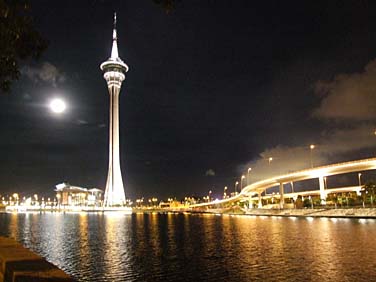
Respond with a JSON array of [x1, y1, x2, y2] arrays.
[[104, 85, 125, 206], [100, 14, 129, 207]]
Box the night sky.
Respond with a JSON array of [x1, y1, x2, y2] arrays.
[[1, 1, 376, 200]]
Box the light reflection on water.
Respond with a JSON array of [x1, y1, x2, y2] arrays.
[[0, 212, 375, 282]]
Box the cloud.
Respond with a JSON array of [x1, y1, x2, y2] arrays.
[[242, 124, 376, 182], [23, 93, 32, 100], [205, 169, 215, 176], [241, 59, 376, 184], [77, 119, 89, 125], [312, 59, 376, 121], [22, 62, 66, 87]]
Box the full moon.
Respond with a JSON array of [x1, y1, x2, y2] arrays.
[[49, 98, 66, 114]]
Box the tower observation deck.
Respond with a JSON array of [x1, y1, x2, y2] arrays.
[[100, 13, 129, 207]]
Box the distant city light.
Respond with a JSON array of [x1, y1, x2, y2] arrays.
[[49, 98, 66, 114]]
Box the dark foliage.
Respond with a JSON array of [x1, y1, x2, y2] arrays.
[[152, 0, 180, 13], [0, 0, 47, 93]]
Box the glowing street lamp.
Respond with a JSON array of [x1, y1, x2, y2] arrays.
[[234, 181, 239, 195], [359, 173, 365, 208], [223, 186, 228, 199], [240, 175, 246, 190], [309, 144, 315, 168], [152, 197, 158, 207], [358, 173, 362, 187], [268, 157, 273, 165], [13, 193, 19, 206], [247, 168, 252, 185]]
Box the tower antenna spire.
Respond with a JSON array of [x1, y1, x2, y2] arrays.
[[111, 12, 119, 59], [114, 12, 117, 32]]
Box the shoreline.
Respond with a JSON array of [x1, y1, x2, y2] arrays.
[[2, 207, 376, 219], [219, 207, 376, 219]]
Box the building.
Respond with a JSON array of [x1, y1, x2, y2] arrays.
[[55, 183, 103, 207]]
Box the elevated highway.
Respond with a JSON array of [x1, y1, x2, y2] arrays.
[[191, 157, 376, 209]]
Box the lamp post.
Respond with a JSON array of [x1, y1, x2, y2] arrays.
[[265, 158, 273, 195], [153, 198, 158, 207], [358, 173, 362, 187], [247, 168, 252, 185], [358, 173, 365, 208], [234, 181, 239, 195], [208, 190, 212, 202], [268, 157, 273, 165], [240, 175, 245, 191], [309, 144, 315, 168], [223, 186, 228, 199], [13, 193, 19, 206], [56, 192, 61, 210]]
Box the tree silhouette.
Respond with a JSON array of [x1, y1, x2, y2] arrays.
[[0, 0, 181, 93], [0, 0, 47, 93], [152, 0, 179, 13], [362, 181, 376, 206]]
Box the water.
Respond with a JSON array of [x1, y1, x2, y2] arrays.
[[0, 212, 375, 282]]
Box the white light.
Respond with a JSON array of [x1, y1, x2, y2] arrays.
[[49, 98, 66, 114]]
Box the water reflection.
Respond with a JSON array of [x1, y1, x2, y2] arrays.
[[0, 212, 376, 281]]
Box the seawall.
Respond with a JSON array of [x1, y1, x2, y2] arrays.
[[0, 236, 74, 282], [244, 208, 376, 218]]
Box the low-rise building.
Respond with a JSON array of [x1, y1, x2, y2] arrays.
[[55, 183, 103, 207]]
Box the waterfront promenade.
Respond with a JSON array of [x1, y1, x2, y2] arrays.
[[244, 207, 376, 218], [2, 204, 376, 219], [0, 237, 73, 282], [128, 206, 376, 218]]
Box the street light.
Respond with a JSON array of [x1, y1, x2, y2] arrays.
[[223, 186, 228, 199], [240, 175, 246, 191], [13, 193, 19, 206], [358, 173, 365, 208], [358, 173, 362, 187], [234, 181, 239, 195], [247, 168, 252, 185], [208, 190, 212, 202], [268, 157, 273, 165], [152, 198, 158, 207], [309, 144, 315, 168]]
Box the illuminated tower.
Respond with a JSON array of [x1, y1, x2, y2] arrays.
[[100, 13, 129, 206]]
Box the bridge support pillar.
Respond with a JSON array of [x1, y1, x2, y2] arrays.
[[279, 183, 284, 209], [319, 176, 326, 205], [258, 193, 262, 208], [248, 196, 253, 209]]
